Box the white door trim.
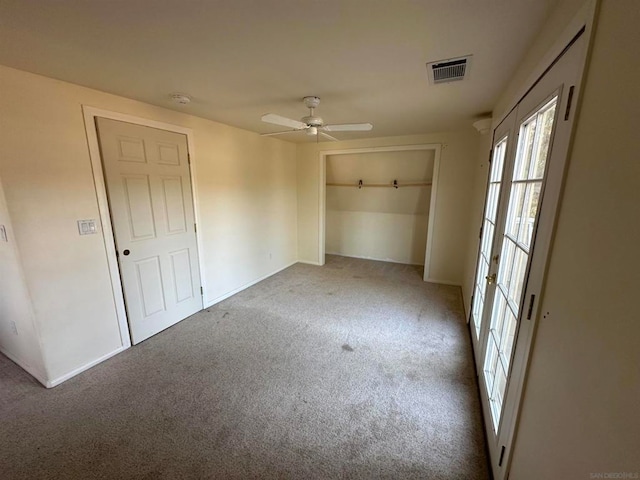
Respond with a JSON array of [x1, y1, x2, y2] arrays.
[[491, 0, 597, 128], [318, 144, 441, 281], [82, 106, 206, 348]]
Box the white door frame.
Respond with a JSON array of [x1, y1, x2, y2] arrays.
[[318, 144, 441, 281], [82, 106, 206, 348], [472, 26, 592, 479]]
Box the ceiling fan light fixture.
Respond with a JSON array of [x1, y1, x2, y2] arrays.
[[307, 126, 318, 136]]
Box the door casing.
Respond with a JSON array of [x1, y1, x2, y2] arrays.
[[469, 26, 593, 479], [83, 107, 207, 349], [317, 144, 442, 282]]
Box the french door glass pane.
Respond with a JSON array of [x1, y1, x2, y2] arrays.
[[483, 96, 558, 432], [472, 137, 508, 339]]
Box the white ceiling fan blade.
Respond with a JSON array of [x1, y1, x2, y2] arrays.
[[261, 113, 307, 130], [322, 123, 373, 132], [260, 129, 302, 137], [319, 132, 339, 142]]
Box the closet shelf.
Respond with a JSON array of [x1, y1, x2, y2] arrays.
[[326, 180, 432, 189]]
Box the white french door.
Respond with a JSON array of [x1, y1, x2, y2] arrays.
[[470, 33, 586, 479], [470, 111, 514, 359]]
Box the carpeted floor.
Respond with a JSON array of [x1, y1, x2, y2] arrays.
[[0, 255, 489, 479]]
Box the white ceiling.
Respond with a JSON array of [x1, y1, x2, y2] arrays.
[[0, 0, 557, 142]]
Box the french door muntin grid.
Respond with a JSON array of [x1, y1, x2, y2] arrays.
[[472, 137, 508, 339], [482, 96, 559, 431]]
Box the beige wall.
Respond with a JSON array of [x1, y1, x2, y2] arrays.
[[509, 0, 640, 476], [326, 150, 434, 265], [298, 131, 480, 285], [0, 65, 297, 385], [0, 177, 46, 381]]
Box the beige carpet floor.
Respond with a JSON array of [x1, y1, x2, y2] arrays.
[[0, 255, 489, 479]]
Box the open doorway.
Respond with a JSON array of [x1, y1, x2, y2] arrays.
[[319, 145, 441, 281]]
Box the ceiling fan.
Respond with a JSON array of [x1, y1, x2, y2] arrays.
[[261, 96, 373, 141]]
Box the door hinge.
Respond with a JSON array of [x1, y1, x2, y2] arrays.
[[564, 85, 575, 120], [527, 294, 536, 320], [479, 225, 483, 239], [498, 445, 506, 467], [488, 148, 493, 163], [187, 153, 191, 165], [194, 222, 197, 233], [200, 286, 203, 295]]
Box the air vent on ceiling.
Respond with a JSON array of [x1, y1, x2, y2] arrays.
[[426, 55, 472, 84]]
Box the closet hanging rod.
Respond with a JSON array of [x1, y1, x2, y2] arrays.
[[326, 180, 432, 189]]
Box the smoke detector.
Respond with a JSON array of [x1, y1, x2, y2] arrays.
[[170, 93, 192, 105], [426, 55, 472, 84]]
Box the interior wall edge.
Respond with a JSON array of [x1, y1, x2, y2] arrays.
[[0, 346, 48, 388]]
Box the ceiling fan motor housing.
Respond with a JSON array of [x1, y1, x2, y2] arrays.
[[302, 115, 323, 127], [260, 95, 372, 141]]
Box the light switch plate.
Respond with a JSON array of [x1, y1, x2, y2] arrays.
[[0, 225, 7, 242], [77, 219, 98, 235]]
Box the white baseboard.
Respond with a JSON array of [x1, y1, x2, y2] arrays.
[[0, 347, 49, 388], [424, 277, 462, 287], [297, 260, 323, 266], [46, 346, 127, 388], [326, 251, 424, 266], [204, 260, 297, 308]]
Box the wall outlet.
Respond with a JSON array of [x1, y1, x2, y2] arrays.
[[10, 321, 18, 335]]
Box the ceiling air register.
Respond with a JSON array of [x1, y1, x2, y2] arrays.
[[426, 55, 472, 84]]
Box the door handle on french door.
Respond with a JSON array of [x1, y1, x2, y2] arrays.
[[486, 273, 497, 285]]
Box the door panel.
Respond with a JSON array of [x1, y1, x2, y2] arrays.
[[97, 118, 202, 344], [170, 249, 195, 303], [123, 175, 156, 240], [116, 136, 147, 163], [157, 143, 181, 165], [161, 176, 187, 234], [471, 33, 586, 479], [470, 111, 516, 361], [482, 93, 560, 433], [135, 256, 166, 317]]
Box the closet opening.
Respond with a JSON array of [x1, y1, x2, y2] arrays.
[[318, 145, 441, 281]]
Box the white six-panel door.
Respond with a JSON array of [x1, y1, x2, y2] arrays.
[[96, 118, 202, 344]]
